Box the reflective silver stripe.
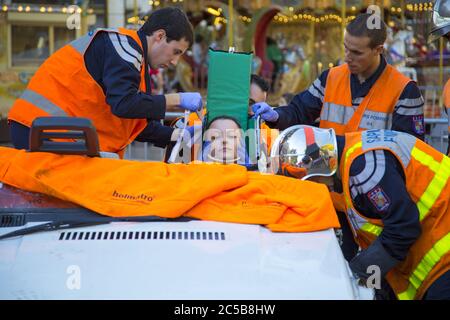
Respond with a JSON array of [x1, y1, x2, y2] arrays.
[[312, 78, 324, 95], [347, 207, 370, 233], [20, 89, 68, 116], [359, 110, 392, 130], [395, 106, 424, 116], [321, 102, 355, 124], [352, 97, 364, 105], [308, 85, 324, 102], [108, 33, 141, 71], [69, 34, 92, 54], [350, 150, 375, 198], [396, 97, 425, 108], [69, 28, 118, 54], [350, 150, 386, 196], [361, 130, 415, 167], [117, 34, 142, 65]]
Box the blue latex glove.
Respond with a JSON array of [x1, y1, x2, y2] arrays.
[[179, 92, 203, 112], [252, 102, 279, 122]]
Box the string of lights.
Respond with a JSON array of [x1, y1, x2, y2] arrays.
[[0, 1, 434, 26], [1, 4, 94, 14]]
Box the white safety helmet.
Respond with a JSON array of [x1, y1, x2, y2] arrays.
[[429, 0, 450, 43], [269, 125, 338, 180]]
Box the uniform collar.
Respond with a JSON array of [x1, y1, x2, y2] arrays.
[[137, 29, 150, 67], [349, 55, 387, 99], [350, 54, 386, 84], [137, 29, 152, 94]]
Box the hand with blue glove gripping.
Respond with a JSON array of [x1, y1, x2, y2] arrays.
[[179, 92, 203, 112], [252, 102, 279, 122]]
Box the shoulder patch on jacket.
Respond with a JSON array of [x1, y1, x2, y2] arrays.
[[412, 115, 424, 135], [367, 186, 391, 212]]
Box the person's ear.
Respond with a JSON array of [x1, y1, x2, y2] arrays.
[[154, 29, 166, 42], [374, 44, 384, 55]]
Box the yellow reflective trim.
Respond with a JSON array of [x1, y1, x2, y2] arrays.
[[343, 142, 363, 208], [397, 232, 450, 300], [344, 141, 363, 166], [411, 148, 450, 220], [360, 223, 382, 236]]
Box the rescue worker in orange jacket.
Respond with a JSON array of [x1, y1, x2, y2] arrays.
[[272, 125, 450, 299], [429, 0, 450, 155], [8, 7, 202, 158], [252, 13, 425, 140], [254, 12, 425, 264]]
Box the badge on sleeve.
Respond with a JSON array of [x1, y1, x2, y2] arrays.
[[367, 186, 391, 212], [412, 115, 424, 135]]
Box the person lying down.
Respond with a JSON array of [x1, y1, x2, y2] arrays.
[[200, 116, 248, 165]]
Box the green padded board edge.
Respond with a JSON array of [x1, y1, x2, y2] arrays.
[[206, 49, 252, 131]]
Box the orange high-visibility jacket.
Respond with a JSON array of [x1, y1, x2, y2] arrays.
[[321, 63, 412, 212], [8, 28, 148, 158], [320, 63, 411, 135], [340, 129, 450, 300], [444, 79, 450, 155], [0, 147, 339, 233]]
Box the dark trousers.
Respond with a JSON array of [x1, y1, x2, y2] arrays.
[[9, 120, 30, 150]]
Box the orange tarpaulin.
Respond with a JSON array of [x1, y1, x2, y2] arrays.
[[0, 147, 339, 232]]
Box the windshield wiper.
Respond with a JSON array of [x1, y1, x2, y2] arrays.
[[0, 221, 108, 240], [0, 215, 195, 241]]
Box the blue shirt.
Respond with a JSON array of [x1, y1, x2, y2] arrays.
[[84, 29, 173, 148], [270, 56, 425, 140]]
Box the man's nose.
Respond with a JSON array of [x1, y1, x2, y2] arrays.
[[170, 56, 179, 66]]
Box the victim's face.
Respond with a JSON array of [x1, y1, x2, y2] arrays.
[[206, 119, 242, 163]]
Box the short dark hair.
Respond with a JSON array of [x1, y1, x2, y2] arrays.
[[346, 13, 387, 48], [250, 74, 269, 93], [141, 7, 194, 46]]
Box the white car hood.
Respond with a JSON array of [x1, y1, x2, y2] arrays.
[[0, 220, 373, 300]]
